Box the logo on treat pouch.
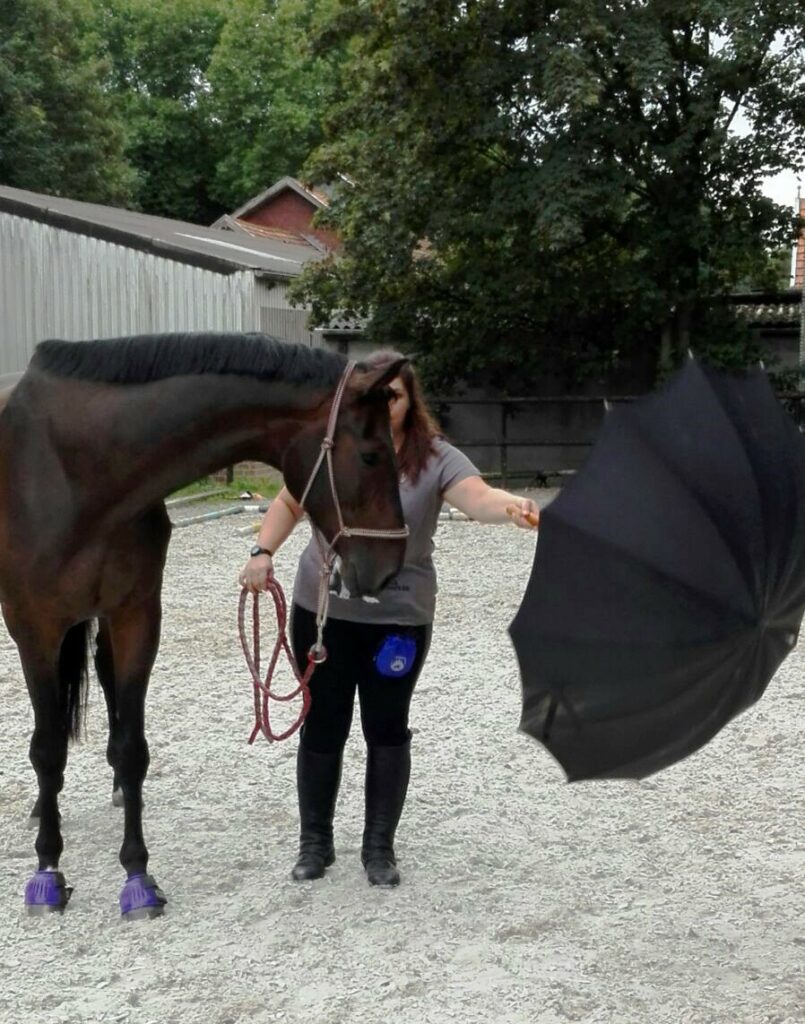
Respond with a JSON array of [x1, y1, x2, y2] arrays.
[[375, 634, 417, 678]]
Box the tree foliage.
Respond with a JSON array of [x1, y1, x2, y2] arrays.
[[93, 0, 228, 223], [2, 0, 801, 389], [206, 0, 343, 210], [87, 0, 342, 220], [292, 1, 805, 389], [0, 0, 134, 203], [1, 0, 343, 223]]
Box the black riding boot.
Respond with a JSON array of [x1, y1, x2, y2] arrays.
[[291, 744, 342, 881], [361, 739, 411, 887]]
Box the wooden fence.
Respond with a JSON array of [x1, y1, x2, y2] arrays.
[[433, 391, 805, 488]]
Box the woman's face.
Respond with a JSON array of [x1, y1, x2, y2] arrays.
[[387, 376, 410, 439]]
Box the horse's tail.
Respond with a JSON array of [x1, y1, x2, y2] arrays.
[[60, 621, 94, 742]]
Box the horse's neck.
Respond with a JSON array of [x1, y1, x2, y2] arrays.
[[0, 372, 23, 391], [47, 372, 323, 512], [0, 373, 23, 417]]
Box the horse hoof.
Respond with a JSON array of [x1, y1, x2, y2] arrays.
[[24, 869, 72, 914], [120, 873, 167, 920]]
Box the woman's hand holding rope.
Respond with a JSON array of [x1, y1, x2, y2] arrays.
[[240, 552, 273, 593]]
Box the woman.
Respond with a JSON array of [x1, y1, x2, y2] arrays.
[[240, 352, 538, 886]]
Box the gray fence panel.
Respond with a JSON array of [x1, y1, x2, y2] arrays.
[[0, 213, 258, 373]]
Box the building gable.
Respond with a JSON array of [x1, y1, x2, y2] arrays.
[[213, 176, 340, 252]]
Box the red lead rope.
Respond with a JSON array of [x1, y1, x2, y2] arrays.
[[237, 577, 321, 743], [236, 361, 407, 743]]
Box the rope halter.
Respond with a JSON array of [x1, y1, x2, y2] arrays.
[[297, 360, 409, 659]]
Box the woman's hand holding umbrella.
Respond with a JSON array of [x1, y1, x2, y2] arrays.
[[506, 502, 540, 529]]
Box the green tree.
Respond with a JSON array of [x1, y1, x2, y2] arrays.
[[737, 246, 797, 292], [93, 0, 227, 223], [292, 1, 805, 389], [0, 0, 134, 203], [207, 0, 343, 210]]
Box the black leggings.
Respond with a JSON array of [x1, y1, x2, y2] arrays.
[[290, 605, 432, 754]]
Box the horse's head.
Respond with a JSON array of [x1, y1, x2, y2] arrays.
[[283, 355, 408, 598]]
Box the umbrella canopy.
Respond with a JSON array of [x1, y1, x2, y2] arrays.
[[509, 358, 805, 780]]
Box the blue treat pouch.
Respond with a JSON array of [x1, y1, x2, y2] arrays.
[[375, 634, 418, 678]]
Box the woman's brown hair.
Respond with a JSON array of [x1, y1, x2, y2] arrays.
[[364, 349, 442, 484]]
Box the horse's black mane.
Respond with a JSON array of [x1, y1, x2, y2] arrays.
[[31, 333, 348, 388]]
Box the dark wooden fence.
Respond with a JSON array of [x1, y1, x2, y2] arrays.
[[432, 392, 805, 489]]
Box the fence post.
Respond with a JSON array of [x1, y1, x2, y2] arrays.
[[500, 402, 508, 488]]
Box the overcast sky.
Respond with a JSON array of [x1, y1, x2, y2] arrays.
[[764, 170, 802, 286], [731, 72, 803, 284], [763, 169, 803, 211]]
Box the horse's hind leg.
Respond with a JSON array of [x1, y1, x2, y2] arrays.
[[106, 595, 167, 919], [95, 620, 124, 807], [29, 623, 91, 823]]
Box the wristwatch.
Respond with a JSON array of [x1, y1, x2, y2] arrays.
[[250, 545, 273, 558]]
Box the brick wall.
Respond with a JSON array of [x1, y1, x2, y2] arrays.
[[245, 190, 340, 251]]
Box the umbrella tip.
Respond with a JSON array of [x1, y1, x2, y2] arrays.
[[687, 349, 696, 362], [758, 360, 766, 371], [603, 398, 613, 412]]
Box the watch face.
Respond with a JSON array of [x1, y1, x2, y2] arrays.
[[250, 546, 267, 557]]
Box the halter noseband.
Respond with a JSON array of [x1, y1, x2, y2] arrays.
[[298, 361, 409, 659]]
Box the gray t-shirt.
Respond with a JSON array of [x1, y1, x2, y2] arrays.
[[293, 437, 479, 625]]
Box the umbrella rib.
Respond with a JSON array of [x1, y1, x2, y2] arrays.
[[594, 642, 748, 724], [694, 365, 788, 601], [575, 655, 751, 780], [695, 365, 766, 514], [519, 634, 750, 728], [520, 642, 751, 781], [613, 408, 762, 605], [770, 537, 805, 615], [765, 589, 805, 630], [762, 436, 805, 605], [544, 513, 757, 626], [719, 403, 805, 613]]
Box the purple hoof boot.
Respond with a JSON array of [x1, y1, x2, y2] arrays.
[[120, 873, 167, 920], [24, 869, 72, 915]]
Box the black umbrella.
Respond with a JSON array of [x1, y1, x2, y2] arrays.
[[509, 358, 805, 780]]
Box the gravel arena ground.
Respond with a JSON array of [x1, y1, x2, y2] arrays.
[[0, 490, 803, 1024]]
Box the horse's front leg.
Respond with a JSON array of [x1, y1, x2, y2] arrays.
[[106, 597, 167, 920], [12, 622, 77, 914]]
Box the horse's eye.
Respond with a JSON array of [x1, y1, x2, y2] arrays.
[[361, 451, 381, 467]]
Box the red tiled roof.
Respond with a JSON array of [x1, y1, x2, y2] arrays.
[[233, 220, 310, 245]]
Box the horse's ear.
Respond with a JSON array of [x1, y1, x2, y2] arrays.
[[354, 357, 409, 394]]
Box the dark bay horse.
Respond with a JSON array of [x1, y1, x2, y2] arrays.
[[0, 333, 407, 917]]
